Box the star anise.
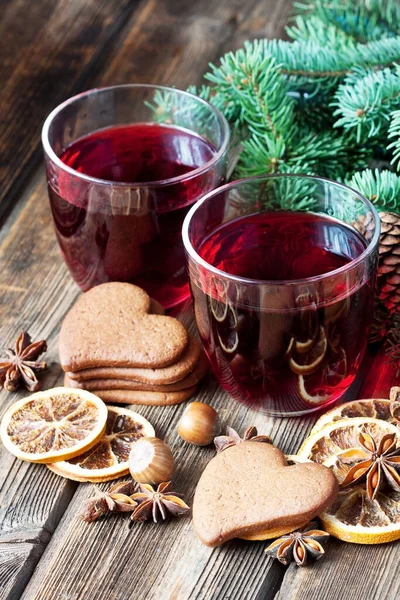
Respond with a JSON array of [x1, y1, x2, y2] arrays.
[[214, 426, 272, 453], [130, 481, 190, 524], [265, 522, 330, 567], [339, 432, 400, 500], [81, 480, 137, 522], [0, 331, 47, 392]]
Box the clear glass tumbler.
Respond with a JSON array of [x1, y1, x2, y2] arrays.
[[183, 175, 380, 416], [42, 84, 230, 308]]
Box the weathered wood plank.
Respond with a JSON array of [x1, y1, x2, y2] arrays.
[[276, 345, 400, 600], [0, 0, 141, 225], [1, 1, 294, 599], [276, 537, 400, 600], [5, 2, 399, 600]]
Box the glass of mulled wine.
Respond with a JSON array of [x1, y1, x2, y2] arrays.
[[42, 85, 230, 308], [183, 175, 380, 416]]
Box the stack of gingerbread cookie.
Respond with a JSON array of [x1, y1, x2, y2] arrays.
[[59, 282, 208, 406]]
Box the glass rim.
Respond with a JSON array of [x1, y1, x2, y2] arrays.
[[41, 83, 231, 188], [182, 173, 381, 288]]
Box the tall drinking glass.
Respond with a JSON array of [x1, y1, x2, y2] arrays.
[[183, 175, 380, 416], [42, 85, 230, 308]]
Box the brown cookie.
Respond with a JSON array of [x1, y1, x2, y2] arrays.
[[59, 282, 188, 371], [64, 352, 208, 392], [193, 441, 338, 547], [93, 386, 197, 406], [66, 334, 201, 384]]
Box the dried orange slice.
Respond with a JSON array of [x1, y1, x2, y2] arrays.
[[209, 277, 228, 322], [298, 375, 330, 406], [298, 347, 347, 406], [291, 292, 319, 352], [0, 387, 107, 463], [289, 325, 327, 376], [320, 486, 400, 544], [47, 406, 155, 482], [299, 418, 400, 544], [210, 297, 228, 322], [217, 304, 239, 354], [297, 417, 398, 464], [320, 429, 400, 544], [310, 398, 397, 434]]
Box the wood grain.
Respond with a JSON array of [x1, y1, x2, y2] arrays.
[[0, 0, 292, 598], [2, 0, 399, 599], [0, 1, 293, 598], [0, 0, 141, 225]]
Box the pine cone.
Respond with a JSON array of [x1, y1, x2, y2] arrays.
[[376, 212, 400, 313]]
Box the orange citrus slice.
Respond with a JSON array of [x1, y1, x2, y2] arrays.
[[320, 486, 400, 544], [48, 406, 154, 482], [310, 398, 397, 434], [294, 333, 317, 354], [209, 276, 228, 322], [297, 417, 398, 464], [217, 304, 239, 354], [298, 417, 400, 544], [0, 387, 107, 463], [298, 347, 347, 406], [289, 325, 327, 375], [292, 311, 319, 354], [298, 375, 330, 405], [210, 297, 228, 322]]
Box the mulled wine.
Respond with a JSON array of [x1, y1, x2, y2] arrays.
[[48, 122, 219, 306], [191, 210, 375, 414]]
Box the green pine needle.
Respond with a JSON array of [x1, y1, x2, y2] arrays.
[[205, 41, 296, 139], [332, 67, 400, 143], [206, 37, 400, 101], [388, 109, 400, 169], [286, 14, 356, 48], [294, 1, 400, 42], [347, 168, 400, 212]]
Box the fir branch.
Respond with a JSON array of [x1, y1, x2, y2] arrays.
[[205, 40, 296, 139], [294, 1, 400, 42], [234, 126, 370, 182], [290, 128, 371, 179], [388, 109, 400, 170], [332, 68, 400, 143], [347, 168, 400, 213], [233, 131, 318, 181], [234, 37, 400, 97], [186, 84, 240, 123], [286, 14, 356, 49]]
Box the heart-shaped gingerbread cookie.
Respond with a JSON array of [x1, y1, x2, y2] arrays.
[[193, 441, 338, 547], [59, 283, 188, 371]]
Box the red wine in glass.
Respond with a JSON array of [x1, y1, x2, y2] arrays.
[[193, 210, 375, 414], [48, 122, 218, 307]]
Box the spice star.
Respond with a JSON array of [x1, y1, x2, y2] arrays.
[[214, 426, 271, 453], [0, 331, 47, 392], [339, 432, 400, 500], [130, 481, 190, 523], [265, 522, 330, 567], [81, 481, 137, 522]]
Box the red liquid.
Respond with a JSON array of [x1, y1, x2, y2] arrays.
[[193, 211, 375, 414], [49, 123, 219, 307]]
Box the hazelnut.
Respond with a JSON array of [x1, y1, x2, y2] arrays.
[[129, 437, 174, 485], [177, 402, 219, 446]]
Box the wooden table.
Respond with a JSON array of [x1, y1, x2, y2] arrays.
[[1, 1, 399, 599]]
